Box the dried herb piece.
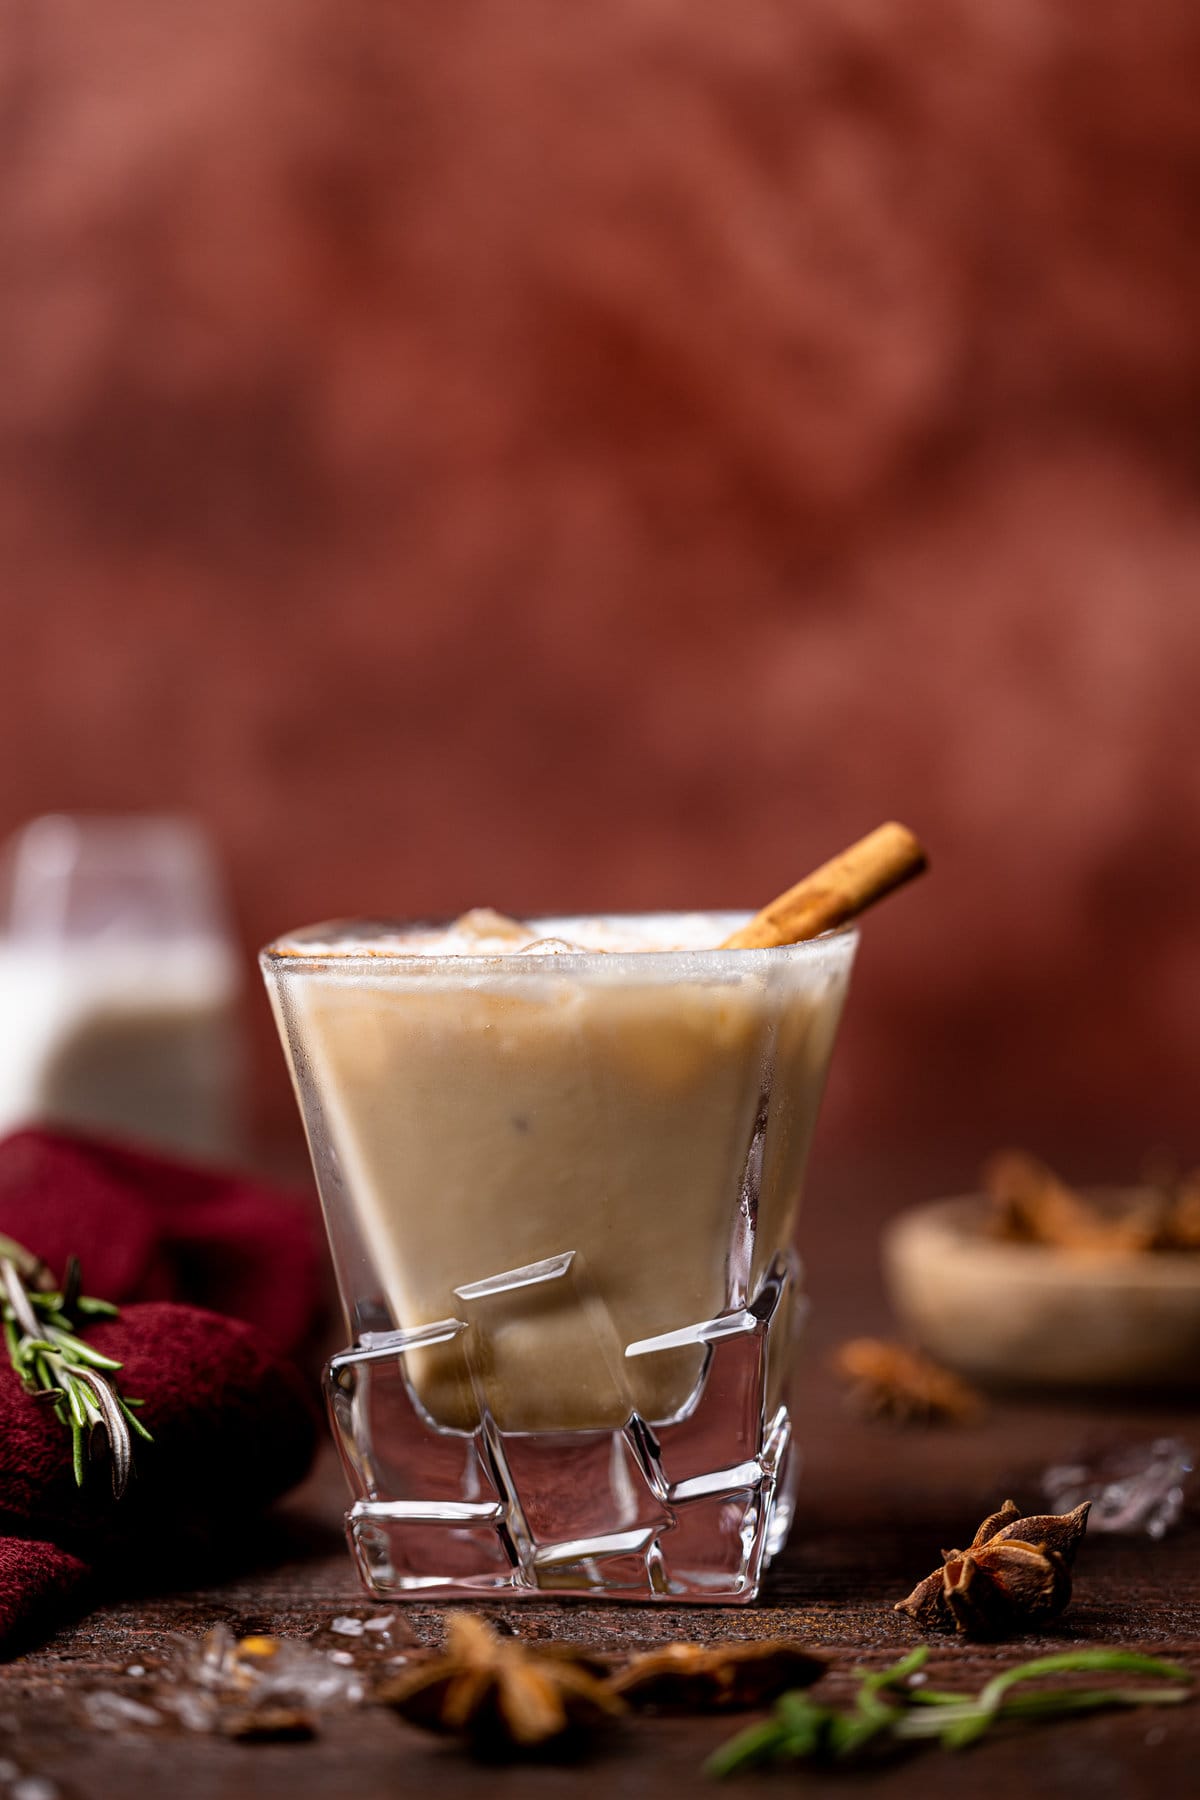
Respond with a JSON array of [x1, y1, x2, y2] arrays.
[[707, 1647, 1192, 1775], [895, 1499, 1091, 1637], [833, 1338, 982, 1425], [378, 1614, 622, 1756], [612, 1640, 826, 1712]]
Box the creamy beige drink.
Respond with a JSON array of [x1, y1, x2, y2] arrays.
[[266, 911, 854, 1434], [262, 832, 921, 1602]]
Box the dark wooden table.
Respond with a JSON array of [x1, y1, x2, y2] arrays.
[[2, 1212, 1197, 1798]]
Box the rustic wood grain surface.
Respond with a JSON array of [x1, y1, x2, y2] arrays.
[[1, 1218, 1197, 1799]]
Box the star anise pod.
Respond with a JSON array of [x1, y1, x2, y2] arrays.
[[610, 1640, 827, 1712], [378, 1614, 623, 1756], [833, 1338, 982, 1425], [895, 1498, 1092, 1638]]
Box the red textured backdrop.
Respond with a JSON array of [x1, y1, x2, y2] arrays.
[[1, 1, 1198, 1180]]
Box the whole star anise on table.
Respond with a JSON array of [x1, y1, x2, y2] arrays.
[[895, 1498, 1092, 1637], [378, 1614, 623, 1755]]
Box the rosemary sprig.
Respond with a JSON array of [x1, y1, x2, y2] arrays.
[[0, 1234, 150, 1499], [706, 1647, 1191, 1775]]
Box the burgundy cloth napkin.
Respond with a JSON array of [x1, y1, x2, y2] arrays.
[[0, 1128, 324, 1359], [0, 1128, 327, 1655]]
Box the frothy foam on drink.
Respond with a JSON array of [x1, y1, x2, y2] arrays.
[[272, 910, 745, 958]]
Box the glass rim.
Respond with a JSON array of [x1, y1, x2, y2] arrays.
[[259, 910, 859, 972]]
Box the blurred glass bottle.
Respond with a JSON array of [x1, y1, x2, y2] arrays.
[[0, 815, 244, 1159]]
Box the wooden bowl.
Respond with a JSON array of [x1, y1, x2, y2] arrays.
[[883, 1194, 1200, 1390]]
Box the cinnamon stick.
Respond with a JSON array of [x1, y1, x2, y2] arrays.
[[721, 822, 927, 949]]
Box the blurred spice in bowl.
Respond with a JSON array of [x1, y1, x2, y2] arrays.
[[884, 1155, 1200, 1391]]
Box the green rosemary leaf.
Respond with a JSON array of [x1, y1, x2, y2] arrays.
[[775, 1692, 831, 1757], [0, 1237, 147, 1495], [62, 1375, 89, 1431], [43, 1328, 124, 1371], [828, 1707, 894, 1759], [855, 1646, 930, 1694], [707, 1649, 1194, 1775], [705, 1714, 794, 1777], [67, 1372, 101, 1428], [917, 1684, 1191, 1750], [977, 1649, 1190, 1710], [937, 1650, 1192, 1751], [998, 1686, 1190, 1718], [0, 1259, 41, 1338], [117, 1395, 154, 1443]]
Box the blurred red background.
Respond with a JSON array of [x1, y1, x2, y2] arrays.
[[1, 1, 1197, 1185]]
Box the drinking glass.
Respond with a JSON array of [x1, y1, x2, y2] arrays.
[[0, 814, 243, 1156], [262, 913, 855, 1602]]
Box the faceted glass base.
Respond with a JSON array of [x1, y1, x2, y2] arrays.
[[325, 1252, 805, 1603]]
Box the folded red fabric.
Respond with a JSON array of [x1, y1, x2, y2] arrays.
[[0, 1127, 325, 1358], [0, 1129, 327, 1656], [0, 1303, 318, 1553], [0, 1539, 89, 1650]]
